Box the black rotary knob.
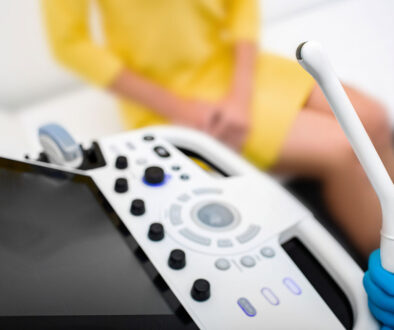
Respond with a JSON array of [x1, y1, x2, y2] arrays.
[[148, 223, 164, 241], [191, 279, 210, 302], [168, 249, 186, 270], [144, 166, 165, 185], [115, 156, 128, 169], [114, 178, 128, 193], [130, 199, 145, 216]]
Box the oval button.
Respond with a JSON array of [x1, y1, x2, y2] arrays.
[[240, 256, 256, 268], [237, 298, 256, 317], [215, 258, 231, 271], [260, 247, 275, 258], [283, 277, 302, 295], [261, 288, 280, 306]]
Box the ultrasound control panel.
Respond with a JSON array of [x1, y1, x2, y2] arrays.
[[24, 126, 377, 329]]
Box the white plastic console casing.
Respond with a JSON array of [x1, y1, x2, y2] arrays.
[[38, 125, 376, 329]]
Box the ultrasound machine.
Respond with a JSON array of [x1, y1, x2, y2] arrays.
[[0, 43, 392, 329]]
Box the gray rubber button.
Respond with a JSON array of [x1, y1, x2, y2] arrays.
[[217, 239, 233, 247], [179, 228, 211, 246], [260, 247, 275, 258], [236, 225, 261, 244], [283, 277, 302, 295], [169, 204, 183, 225], [240, 256, 256, 268], [193, 188, 223, 195], [180, 174, 190, 180], [126, 141, 135, 150], [261, 287, 280, 305], [237, 297, 256, 317], [215, 258, 231, 271], [177, 193, 190, 202]]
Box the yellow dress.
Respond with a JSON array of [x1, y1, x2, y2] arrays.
[[42, 0, 314, 169]]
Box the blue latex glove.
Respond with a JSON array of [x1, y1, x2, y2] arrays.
[[363, 249, 394, 329]]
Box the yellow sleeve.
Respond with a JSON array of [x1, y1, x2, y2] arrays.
[[227, 0, 260, 42], [41, 0, 123, 86]]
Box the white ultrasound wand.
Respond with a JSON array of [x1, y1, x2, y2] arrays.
[[296, 41, 394, 272]]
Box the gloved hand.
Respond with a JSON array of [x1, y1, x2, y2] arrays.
[[363, 249, 394, 329]]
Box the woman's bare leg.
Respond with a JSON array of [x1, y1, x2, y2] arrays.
[[307, 84, 394, 176], [272, 86, 393, 257]]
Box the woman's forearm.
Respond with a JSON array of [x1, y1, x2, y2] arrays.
[[108, 42, 257, 126], [228, 41, 258, 106], [109, 69, 183, 120], [109, 42, 257, 118]]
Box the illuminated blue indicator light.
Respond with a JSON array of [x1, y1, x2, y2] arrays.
[[143, 174, 171, 187], [283, 277, 302, 295], [237, 297, 257, 317], [261, 288, 280, 305]]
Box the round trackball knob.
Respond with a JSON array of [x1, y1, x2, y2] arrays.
[[191, 279, 210, 302], [168, 249, 186, 270], [144, 166, 165, 185]]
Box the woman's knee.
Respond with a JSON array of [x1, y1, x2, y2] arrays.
[[307, 84, 392, 148]]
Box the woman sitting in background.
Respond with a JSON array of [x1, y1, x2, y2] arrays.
[[42, 0, 394, 258]]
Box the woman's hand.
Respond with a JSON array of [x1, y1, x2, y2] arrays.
[[210, 96, 251, 151], [171, 98, 221, 132], [207, 41, 256, 151], [170, 96, 251, 152]]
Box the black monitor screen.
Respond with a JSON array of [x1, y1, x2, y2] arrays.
[[0, 158, 195, 329]]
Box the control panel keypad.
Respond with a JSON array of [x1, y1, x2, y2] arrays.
[[90, 129, 340, 330]]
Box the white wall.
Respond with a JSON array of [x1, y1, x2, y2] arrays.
[[1, 0, 393, 158], [262, 0, 394, 123], [0, 0, 80, 110], [0, 0, 393, 124], [0, 109, 26, 157], [0, 0, 338, 110], [262, 0, 340, 23]]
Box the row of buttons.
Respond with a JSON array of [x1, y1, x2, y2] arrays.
[[143, 135, 171, 158], [169, 201, 261, 246], [142, 136, 191, 180], [238, 277, 302, 317], [114, 166, 165, 193], [145, 223, 187, 270], [146, 221, 281, 307], [145, 220, 212, 302], [114, 171, 168, 191], [115, 139, 189, 181], [146, 222, 278, 305], [145, 221, 212, 301], [214, 247, 276, 271], [114, 144, 210, 303], [173, 224, 261, 249], [168, 250, 211, 301], [133, 156, 183, 176], [174, 227, 261, 248]]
